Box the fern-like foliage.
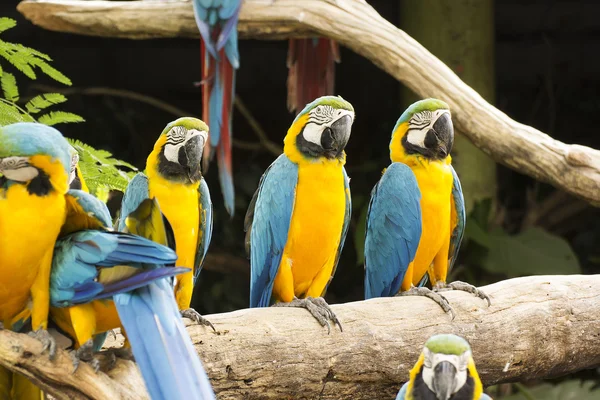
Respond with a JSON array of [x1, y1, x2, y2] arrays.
[[0, 17, 83, 127], [68, 139, 138, 196], [0, 17, 135, 198]]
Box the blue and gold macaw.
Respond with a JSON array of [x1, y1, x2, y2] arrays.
[[192, 0, 242, 217], [287, 38, 340, 113], [50, 190, 216, 400], [0, 122, 71, 352], [364, 99, 490, 316], [396, 334, 492, 400], [118, 117, 214, 327], [244, 96, 354, 332]]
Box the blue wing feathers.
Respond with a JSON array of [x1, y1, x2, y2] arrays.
[[118, 173, 150, 231], [248, 155, 298, 308], [364, 163, 422, 299], [194, 178, 214, 283], [50, 230, 178, 306], [448, 165, 466, 274]]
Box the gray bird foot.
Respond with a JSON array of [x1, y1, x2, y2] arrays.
[[433, 281, 491, 306], [69, 339, 100, 373], [273, 297, 343, 334], [181, 308, 215, 331], [28, 329, 57, 361], [396, 286, 456, 320], [101, 347, 135, 371]]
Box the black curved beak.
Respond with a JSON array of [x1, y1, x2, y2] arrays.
[[432, 361, 457, 400], [321, 115, 353, 159], [182, 134, 205, 182], [432, 113, 454, 159]]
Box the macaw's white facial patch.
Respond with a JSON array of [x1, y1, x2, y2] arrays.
[[0, 156, 39, 182], [164, 126, 209, 164], [421, 349, 470, 397], [406, 109, 450, 148], [303, 105, 356, 147]]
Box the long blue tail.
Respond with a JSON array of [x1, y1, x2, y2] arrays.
[[114, 278, 215, 400]]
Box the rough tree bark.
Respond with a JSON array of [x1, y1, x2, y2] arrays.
[[15, 0, 600, 206], [0, 275, 598, 399]]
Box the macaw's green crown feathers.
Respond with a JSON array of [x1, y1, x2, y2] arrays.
[[0, 122, 72, 172], [392, 98, 449, 135], [425, 334, 471, 356], [161, 117, 209, 135], [293, 95, 354, 124]]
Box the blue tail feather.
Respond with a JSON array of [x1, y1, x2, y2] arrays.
[[79, 267, 190, 303], [115, 279, 215, 400]]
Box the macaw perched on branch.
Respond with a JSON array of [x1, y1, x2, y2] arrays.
[[50, 190, 216, 400], [118, 117, 214, 328], [244, 96, 354, 332], [396, 334, 492, 400], [287, 39, 340, 113], [364, 99, 490, 317], [0, 122, 72, 354], [192, 0, 242, 217]]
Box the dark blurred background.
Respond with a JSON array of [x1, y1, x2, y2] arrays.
[[2, 0, 599, 398]]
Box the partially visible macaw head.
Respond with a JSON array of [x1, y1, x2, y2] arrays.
[[284, 95, 355, 161], [151, 117, 209, 184], [418, 334, 480, 400], [67, 146, 89, 192], [390, 98, 453, 162], [0, 122, 71, 194]]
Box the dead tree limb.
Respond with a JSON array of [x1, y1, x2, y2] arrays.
[[15, 0, 600, 206], [1, 275, 599, 399]]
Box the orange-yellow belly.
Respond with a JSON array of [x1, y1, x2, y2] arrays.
[[148, 175, 200, 310], [0, 184, 66, 324], [273, 162, 347, 302], [148, 178, 199, 270], [409, 162, 454, 285], [50, 300, 121, 347]]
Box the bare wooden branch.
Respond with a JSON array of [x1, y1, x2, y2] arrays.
[[1, 275, 599, 399], [15, 0, 600, 206], [0, 329, 146, 399]]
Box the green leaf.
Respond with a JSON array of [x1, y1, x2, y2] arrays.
[[67, 139, 138, 195], [498, 380, 599, 400], [0, 101, 34, 126], [34, 60, 72, 86], [25, 93, 67, 114], [354, 197, 370, 266], [1, 71, 18, 102], [37, 111, 85, 126], [0, 18, 16, 34], [468, 221, 581, 277]]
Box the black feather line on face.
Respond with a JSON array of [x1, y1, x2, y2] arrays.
[[157, 148, 191, 183], [27, 169, 52, 196]]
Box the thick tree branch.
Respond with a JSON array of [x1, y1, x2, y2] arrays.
[[15, 0, 600, 206], [1, 275, 599, 399]]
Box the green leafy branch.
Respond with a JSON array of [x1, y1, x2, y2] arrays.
[[0, 17, 136, 198], [68, 139, 137, 200], [0, 17, 83, 126]]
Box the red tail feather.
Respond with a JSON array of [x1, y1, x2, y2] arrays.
[[286, 39, 341, 113], [200, 40, 215, 173]]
